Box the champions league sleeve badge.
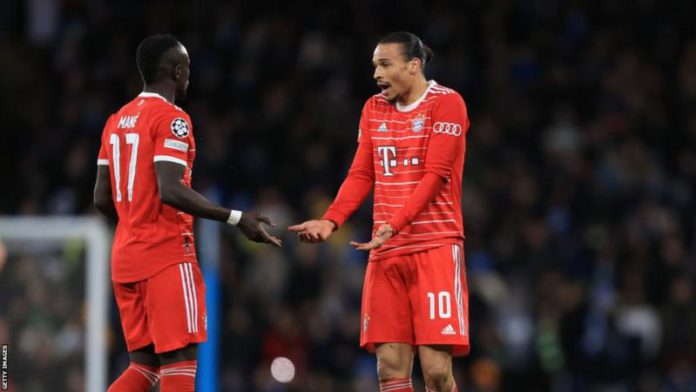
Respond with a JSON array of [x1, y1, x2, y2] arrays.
[[171, 117, 190, 138]]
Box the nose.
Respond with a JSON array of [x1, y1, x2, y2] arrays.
[[373, 67, 382, 81]]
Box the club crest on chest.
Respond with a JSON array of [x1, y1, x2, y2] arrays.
[[412, 115, 425, 132]]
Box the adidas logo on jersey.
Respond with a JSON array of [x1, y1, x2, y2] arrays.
[[378, 122, 388, 132], [441, 324, 456, 336]]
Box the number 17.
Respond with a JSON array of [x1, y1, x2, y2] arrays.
[[109, 133, 140, 202]]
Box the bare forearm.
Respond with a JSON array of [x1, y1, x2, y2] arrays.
[[161, 184, 230, 222], [96, 201, 119, 223]]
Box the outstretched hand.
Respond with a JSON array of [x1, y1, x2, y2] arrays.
[[350, 224, 394, 251], [288, 219, 336, 243], [237, 211, 282, 247]]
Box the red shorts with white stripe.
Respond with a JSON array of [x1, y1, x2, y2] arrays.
[[360, 242, 470, 356], [113, 262, 207, 354]]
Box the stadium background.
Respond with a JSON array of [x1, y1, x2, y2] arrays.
[[1, 0, 696, 390]]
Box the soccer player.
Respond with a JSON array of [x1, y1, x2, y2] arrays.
[[93, 34, 281, 392], [289, 32, 469, 392]]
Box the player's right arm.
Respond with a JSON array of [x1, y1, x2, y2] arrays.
[[289, 102, 374, 243], [94, 117, 119, 223]]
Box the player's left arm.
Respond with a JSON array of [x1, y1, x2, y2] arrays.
[[389, 93, 468, 232], [352, 93, 469, 250], [154, 113, 281, 246], [94, 164, 118, 223]]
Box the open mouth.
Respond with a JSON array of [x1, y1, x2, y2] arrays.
[[377, 81, 391, 94]]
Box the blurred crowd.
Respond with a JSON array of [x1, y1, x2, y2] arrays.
[[1, 0, 696, 390], [0, 240, 86, 392]]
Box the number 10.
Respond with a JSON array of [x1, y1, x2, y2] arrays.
[[427, 291, 451, 319]]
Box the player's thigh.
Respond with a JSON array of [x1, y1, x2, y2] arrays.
[[410, 243, 470, 355], [361, 258, 414, 352], [112, 280, 153, 352], [145, 261, 207, 354]]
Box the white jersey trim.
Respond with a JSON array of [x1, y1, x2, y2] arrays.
[[410, 219, 457, 225], [372, 135, 428, 141], [138, 92, 168, 102], [375, 180, 420, 186], [154, 155, 187, 166], [398, 230, 461, 237], [374, 202, 404, 207], [395, 80, 436, 112], [377, 243, 444, 254], [97, 159, 109, 166]]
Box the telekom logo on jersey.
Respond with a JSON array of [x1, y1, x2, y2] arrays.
[[377, 147, 397, 176], [377, 146, 420, 176]]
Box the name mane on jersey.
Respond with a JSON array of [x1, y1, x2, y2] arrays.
[[117, 114, 140, 129]]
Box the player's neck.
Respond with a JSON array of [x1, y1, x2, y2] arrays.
[[142, 84, 176, 104], [397, 78, 429, 106]]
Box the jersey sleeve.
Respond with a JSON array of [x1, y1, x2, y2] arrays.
[[322, 101, 374, 228], [152, 109, 194, 167], [97, 115, 113, 166], [97, 143, 109, 165], [357, 100, 371, 144], [424, 93, 469, 179]]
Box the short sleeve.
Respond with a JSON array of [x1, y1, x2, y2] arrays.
[[97, 114, 113, 166], [152, 110, 193, 167], [97, 143, 109, 165], [425, 93, 469, 179]]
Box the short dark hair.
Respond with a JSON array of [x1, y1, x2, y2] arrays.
[[136, 34, 181, 84], [378, 32, 434, 70]]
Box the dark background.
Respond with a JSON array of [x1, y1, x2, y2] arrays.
[[1, 0, 696, 390]]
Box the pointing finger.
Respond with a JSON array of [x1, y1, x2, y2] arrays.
[[288, 223, 306, 232]]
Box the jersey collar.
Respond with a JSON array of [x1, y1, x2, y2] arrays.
[[138, 92, 168, 102], [395, 80, 436, 113]]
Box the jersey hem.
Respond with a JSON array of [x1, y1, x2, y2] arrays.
[[369, 236, 463, 262], [111, 257, 198, 283]]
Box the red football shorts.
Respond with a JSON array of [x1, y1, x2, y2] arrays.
[[360, 242, 470, 356], [113, 262, 207, 354]]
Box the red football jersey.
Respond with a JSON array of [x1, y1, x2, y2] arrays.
[[323, 81, 469, 261], [97, 92, 197, 282]]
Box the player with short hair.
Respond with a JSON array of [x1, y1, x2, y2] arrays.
[[290, 31, 470, 392], [93, 34, 281, 392]]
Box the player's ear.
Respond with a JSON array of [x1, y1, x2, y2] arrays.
[[173, 64, 182, 81], [409, 58, 419, 75]]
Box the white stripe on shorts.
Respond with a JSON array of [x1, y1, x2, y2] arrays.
[[179, 263, 194, 333], [186, 263, 198, 333], [453, 244, 466, 336]]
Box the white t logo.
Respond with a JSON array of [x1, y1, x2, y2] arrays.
[[377, 146, 397, 176]]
